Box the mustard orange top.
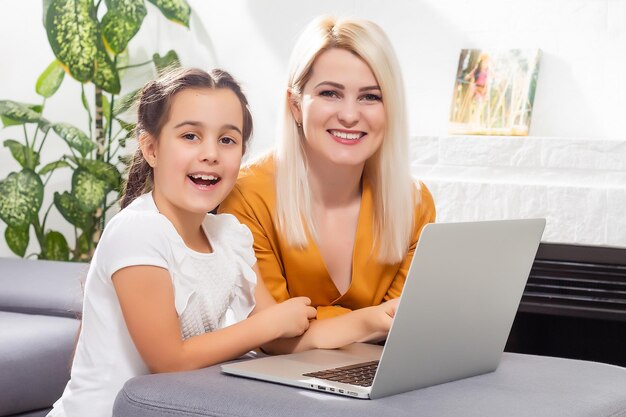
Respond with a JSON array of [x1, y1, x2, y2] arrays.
[[219, 155, 436, 319]]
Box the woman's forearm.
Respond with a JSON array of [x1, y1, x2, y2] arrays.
[[262, 307, 380, 354]]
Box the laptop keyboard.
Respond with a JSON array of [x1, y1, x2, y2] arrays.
[[303, 360, 379, 387]]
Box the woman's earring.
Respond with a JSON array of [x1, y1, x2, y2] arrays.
[[297, 121, 302, 128]]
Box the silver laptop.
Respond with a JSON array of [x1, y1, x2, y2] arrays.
[[221, 219, 546, 399]]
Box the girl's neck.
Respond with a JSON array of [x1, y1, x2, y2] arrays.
[[306, 155, 363, 208], [150, 190, 212, 253]]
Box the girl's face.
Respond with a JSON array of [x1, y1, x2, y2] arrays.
[[291, 48, 386, 170], [143, 87, 244, 218]]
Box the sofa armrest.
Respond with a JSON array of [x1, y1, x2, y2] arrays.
[[0, 258, 87, 318]]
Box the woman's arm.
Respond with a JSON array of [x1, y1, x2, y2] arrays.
[[112, 265, 316, 373], [251, 266, 397, 354]]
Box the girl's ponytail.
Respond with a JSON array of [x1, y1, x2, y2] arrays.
[[120, 146, 152, 209]]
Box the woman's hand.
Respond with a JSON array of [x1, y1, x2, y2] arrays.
[[260, 296, 317, 339], [356, 299, 399, 343]]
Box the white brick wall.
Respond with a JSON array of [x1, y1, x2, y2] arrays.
[[413, 136, 626, 247]]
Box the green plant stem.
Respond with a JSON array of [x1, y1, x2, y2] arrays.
[[72, 226, 79, 261], [82, 84, 93, 140], [109, 139, 124, 159], [95, 87, 104, 159], [107, 95, 116, 163], [66, 145, 79, 162], [32, 217, 45, 255], [42, 171, 54, 188], [105, 200, 118, 212], [106, 92, 117, 164], [22, 125, 30, 149], [41, 201, 55, 232], [100, 56, 119, 233], [32, 98, 46, 146], [36, 130, 50, 155], [109, 125, 125, 144], [117, 59, 153, 71]]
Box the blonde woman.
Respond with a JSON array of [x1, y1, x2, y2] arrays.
[[220, 16, 435, 328]]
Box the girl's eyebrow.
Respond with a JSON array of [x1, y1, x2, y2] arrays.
[[173, 120, 202, 129], [223, 124, 243, 135], [314, 81, 380, 92], [173, 120, 242, 135]]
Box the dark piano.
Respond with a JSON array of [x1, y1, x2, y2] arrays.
[[506, 243, 626, 367]]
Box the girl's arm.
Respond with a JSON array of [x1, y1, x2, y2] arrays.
[[252, 266, 398, 354], [112, 265, 316, 373]]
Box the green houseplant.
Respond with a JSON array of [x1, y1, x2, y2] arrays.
[[0, 0, 191, 261]]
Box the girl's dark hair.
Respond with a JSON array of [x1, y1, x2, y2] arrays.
[[120, 67, 253, 209]]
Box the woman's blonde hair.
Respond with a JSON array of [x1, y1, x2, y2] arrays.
[[275, 16, 418, 263]]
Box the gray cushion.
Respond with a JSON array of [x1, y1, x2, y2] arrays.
[[113, 353, 626, 417], [9, 409, 51, 417], [0, 257, 86, 318], [0, 311, 80, 416]]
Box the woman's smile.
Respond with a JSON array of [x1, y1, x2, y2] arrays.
[[327, 129, 366, 144]]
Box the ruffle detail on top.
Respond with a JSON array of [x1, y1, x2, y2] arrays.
[[168, 213, 257, 340], [205, 214, 257, 327]]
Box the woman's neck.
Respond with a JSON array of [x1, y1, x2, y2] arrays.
[[306, 155, 363, 208]]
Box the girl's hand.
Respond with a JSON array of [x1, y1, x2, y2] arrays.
[[264, 296, 317, 339]]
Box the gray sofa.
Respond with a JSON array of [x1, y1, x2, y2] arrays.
[[114, 353, 626, 417], [3, 257, 626, 417], [0, 258, 87, 417]]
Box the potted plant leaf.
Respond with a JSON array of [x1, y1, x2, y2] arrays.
[[0, 0, 191, 261]]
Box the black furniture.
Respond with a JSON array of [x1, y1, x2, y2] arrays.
[[507, 243, 626, 366]]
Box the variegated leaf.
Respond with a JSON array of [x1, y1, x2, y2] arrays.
[[101, 0, 147, 54], [46, 0, 99, 82], [147, 0, 190, 28], [0, 170, 43, 228], [93, 46, 121, 94], [71, 157, 121, 191], [72, 168, 108, 212], [5, 225, 29, 257], [3, 140, 40, 170], [42, 231, 70, 261], [36, 59, 66, 98], [52, 123, 96, 157], [54, 191, 91, 228]]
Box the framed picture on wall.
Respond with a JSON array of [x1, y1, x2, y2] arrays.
[[449, 49, 541, 136]]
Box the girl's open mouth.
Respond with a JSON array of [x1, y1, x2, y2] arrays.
[[188, 174, 221, 187]]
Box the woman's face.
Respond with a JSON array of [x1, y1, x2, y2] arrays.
[[291, 48, 386, 170]]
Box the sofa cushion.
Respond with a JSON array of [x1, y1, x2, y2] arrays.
[[0, 258, 86, 318], [0, 311, 80, 416], [113, 353, 626, 417]]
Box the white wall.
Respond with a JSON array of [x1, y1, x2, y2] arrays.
[[191, 0, 626, 147], [1, 0, 625, 257]]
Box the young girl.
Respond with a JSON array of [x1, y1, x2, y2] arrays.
[[49, 67, 397, 417]]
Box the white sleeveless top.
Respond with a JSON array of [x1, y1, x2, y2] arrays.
[[48, 193, 257, 417]]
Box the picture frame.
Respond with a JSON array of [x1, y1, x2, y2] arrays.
[[449, 49, 541, 136]]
